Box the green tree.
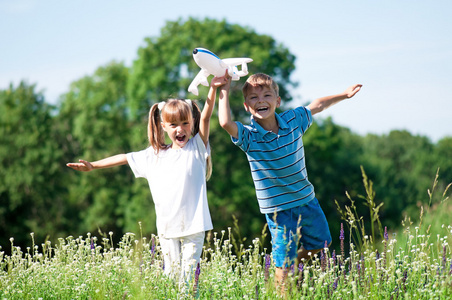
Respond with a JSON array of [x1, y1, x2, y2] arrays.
[[360, 130, 436, 228], [3, 17, 450, 256], [434, 137, 452, 195], [127, 17, 297, 121], [57, 61, 154, 237], [0, 82, 65, 250], [303, 117, 365, 246]]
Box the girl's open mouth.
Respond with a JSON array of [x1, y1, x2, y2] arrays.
[[176, 135, 186, 142]]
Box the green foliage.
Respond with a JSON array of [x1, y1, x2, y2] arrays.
[[0, 82, 66, 251], [57, 61, 155, 238], [0, 18, 451, 260], [335, 167, 385, 253], [359, 131, 445, 229], [127, 17, 296, 121], [395, 169, 452, 250], [303, 117, 365, 249], [435, 137, 452, 195], [2, 219, 452, 299]]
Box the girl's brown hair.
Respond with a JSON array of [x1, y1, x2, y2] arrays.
[[148, 99, 212, 180]]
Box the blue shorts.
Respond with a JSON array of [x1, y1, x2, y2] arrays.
[[265, 198, 332, 268]]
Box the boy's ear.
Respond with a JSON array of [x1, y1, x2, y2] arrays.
[[276, 96, 281, 108], [243, 102, 250, 112]]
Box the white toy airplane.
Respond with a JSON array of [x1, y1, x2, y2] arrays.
[[188, 48, 253, 96]]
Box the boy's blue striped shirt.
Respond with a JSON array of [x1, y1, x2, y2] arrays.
[[232, 106, 315, 214]]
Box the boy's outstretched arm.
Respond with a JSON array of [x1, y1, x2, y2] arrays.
[[199, 73, 229, 147], [66, 154, 127, 171], [218, 77, 239, 139], [307, 84, 362, 116]]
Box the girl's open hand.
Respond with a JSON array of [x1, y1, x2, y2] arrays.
[[66, 160, 94, 172]]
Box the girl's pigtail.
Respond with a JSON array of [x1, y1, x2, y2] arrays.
[[148, 103, 166, 153], [190, 101, 201, 137]]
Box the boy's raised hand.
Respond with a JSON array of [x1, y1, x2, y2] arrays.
[[344, 84, 362, 98], [66, 160, 93, 172], [210, 71, 231, 88]]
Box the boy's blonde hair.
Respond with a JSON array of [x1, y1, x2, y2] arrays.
[[242, 73, 279, 99]]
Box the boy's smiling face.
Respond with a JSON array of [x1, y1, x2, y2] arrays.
[[243, 85, 281, 121]]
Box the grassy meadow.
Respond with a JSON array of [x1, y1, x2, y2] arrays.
[[1, 174, 451, 299]]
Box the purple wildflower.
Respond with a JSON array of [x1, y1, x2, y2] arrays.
[[402, 270, 408, 291], [324, 240, 330, 270], [340, 223, 345, 240], [383, 226, 388, 268], [340, 223, 345, 263], [90, 237, 95, 250], [332, 250, 336, 266], [297, 262, 304, 289], [333, 277, 339, 290], [390, 286, 400, 300], [320, 248, 326, 272], [193, 262, 201, 294], [443, 245, 447, 270], [195, 262, 201, 277], [264, 254, 271, 282]]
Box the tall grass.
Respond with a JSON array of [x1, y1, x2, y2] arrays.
[[1, 171, 451, 299]]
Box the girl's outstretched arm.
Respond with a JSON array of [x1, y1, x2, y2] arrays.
[[199, 73, 229, 147], [66, 154, 127, 171]]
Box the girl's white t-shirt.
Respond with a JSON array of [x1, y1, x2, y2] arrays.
[[126, 133, 213, 238]]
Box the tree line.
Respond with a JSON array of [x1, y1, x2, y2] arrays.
[[1, 18, 451, 254]]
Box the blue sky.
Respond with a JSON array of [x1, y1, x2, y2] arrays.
[[1, 0, 451, 142]]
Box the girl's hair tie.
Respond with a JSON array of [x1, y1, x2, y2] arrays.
[[184, 99, 192, 109], [157, 101, 166, 111]]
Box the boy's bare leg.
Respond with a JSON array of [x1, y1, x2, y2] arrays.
[[273, 246, 332, 295], [274, 267, 289, 296]]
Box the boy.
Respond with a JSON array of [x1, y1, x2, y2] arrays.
[[218, 73, 361, 286]]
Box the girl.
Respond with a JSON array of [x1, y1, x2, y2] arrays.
[[67, 75, 228, 281]]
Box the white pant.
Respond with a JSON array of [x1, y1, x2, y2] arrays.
[[159, 231, 205, 281]]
